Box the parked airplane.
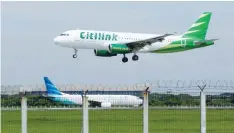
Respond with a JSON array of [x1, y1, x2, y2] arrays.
[[53, 12, 218, 63], [43, 77, 143, 107]]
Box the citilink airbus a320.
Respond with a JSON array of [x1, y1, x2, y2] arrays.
[[53, 12, 218, 63]]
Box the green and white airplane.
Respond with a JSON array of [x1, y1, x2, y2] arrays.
[[53, 12, 218, 63]]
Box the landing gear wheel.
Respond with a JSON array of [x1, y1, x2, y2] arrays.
[[73, 49, 78, 58], [122, 57, 128, 63], [73, 54, 77, 58], [132, 55, 139, 61]]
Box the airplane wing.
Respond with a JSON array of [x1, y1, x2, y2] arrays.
[[87, 96, 102, 107], [88, 100, 102, 107], [125, 33, 173, 51]]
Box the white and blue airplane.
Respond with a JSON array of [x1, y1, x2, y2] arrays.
[[44, 77, 143, 107]]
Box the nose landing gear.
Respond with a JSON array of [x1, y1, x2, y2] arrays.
[[73, 49, 78, 58]]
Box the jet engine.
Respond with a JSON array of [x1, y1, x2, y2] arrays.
[[101, 102, 111, 107], [94, 49, 117, 57], [108, 44, 131, 54]]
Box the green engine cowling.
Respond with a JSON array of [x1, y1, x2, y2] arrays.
[[108, 44, 132, 54], [94, 50, 117, 57]]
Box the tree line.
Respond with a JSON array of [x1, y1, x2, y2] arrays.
[[148, 93, 234, 106]]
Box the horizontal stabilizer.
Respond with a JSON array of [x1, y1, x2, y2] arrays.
[[194, 39, 219, 45], [207, 39, 219, 41]]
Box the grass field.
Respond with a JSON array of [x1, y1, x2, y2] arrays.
[[2, 109, 234, 133]]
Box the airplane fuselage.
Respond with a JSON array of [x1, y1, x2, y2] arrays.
[[48, 93, 143, 107], [54, 29, 181, 53]]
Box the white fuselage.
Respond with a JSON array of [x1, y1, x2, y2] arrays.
[[53, 29, 181, 53], [49, 93, 143, 107]]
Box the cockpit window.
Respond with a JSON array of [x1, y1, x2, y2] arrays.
[[60, 34, 69, 36]]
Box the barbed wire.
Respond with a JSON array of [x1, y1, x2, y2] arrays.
[[1, 80, 234, 95]]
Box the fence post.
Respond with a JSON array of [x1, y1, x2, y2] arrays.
[[199, 85, 206, 133], [21, 95, 27, 133], [82, 90, 89, 133], [143, 87, 149, 133]]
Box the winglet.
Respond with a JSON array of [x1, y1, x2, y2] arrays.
[[165, 33, 174, 36]]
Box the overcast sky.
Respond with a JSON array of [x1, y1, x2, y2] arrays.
[[1, 1, 234, 86]]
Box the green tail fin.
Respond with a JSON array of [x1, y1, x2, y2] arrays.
[[182, 12, 212, 40]]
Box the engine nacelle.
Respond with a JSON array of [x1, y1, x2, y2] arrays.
[[94, 49, 117, 57], [101, 102, 111, 107], [108, 44, 131, 54]]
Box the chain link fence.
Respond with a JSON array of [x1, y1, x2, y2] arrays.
[[1, 80, 234, 133]]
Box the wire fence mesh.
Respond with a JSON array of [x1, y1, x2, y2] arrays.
[[1, 80, 234, 133]]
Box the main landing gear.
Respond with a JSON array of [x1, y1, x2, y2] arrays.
[[73, 49, 78, 58], [122, 54, 139, 63], [122, 54, 128, 63], [132, 54, 139, 61]]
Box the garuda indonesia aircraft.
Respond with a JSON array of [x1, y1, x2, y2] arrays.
[[53, 12, 218, 63], [44, 77, 143, 107]]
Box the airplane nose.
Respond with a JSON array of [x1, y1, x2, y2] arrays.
[[53, 37, 59, 44]]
